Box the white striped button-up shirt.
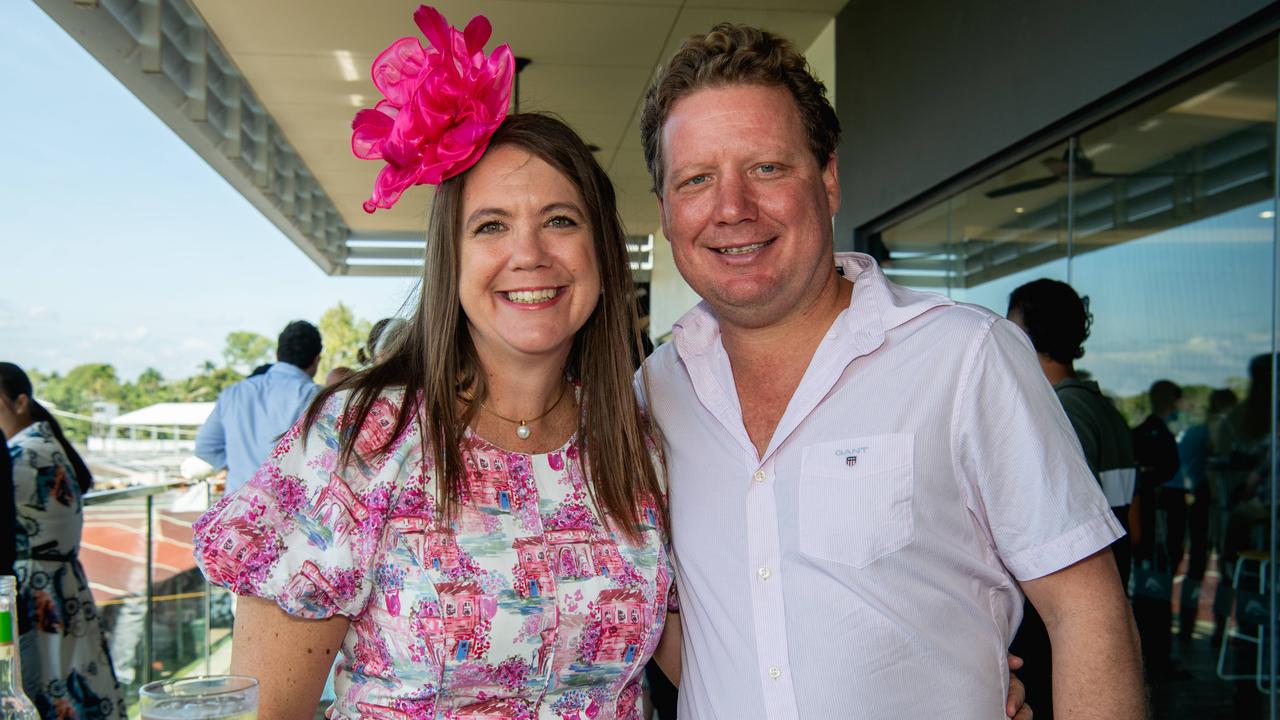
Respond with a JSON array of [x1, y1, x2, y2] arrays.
[[642, 253, 1122, 719]]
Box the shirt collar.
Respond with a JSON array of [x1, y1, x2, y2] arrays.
[[1053, 377, 1101, 395], [266, 361, 312, 381], [672, 252, 953, 362]]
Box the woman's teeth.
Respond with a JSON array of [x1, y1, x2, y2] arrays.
[[505, 288, 559, 304], [717, 240, 770, 255]]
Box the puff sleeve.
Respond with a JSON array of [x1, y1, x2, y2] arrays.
[[193, 390, 414, 619]]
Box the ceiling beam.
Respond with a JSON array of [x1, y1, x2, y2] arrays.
[[34, 0, 350, 274]]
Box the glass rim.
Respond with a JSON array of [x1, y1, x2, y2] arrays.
[[139, 674, 259, 700]]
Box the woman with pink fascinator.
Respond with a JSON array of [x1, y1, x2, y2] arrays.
[[192, 5, 678, 718]]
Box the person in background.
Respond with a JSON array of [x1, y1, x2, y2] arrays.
[[194, 320, 322, 495], [1176, 388, 1237, 641], [1132, 379, 1184, 680], [357, 317, 407, 367], [357, 317, 393, 366], [1005, 278, 1137, 719], [1210, 355, 1275, 646], [1, 429, 14, 579], [325, 367, 355, 386], [0, 361, 126, 719]]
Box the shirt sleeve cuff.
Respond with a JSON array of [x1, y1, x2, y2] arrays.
[[1004, 510, 1125, 582]]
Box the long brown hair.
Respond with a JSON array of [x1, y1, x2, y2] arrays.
[[307, 113, 664, 539], [0, 362, 94, 494]]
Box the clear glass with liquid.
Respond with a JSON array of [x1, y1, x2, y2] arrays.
[[139, 675, 258, 720], [0, 576, 37, 720]]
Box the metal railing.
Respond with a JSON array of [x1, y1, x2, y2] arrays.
[[82, 479, 231, 709]]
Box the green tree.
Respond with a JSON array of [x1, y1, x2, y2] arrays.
[[317, 302, 371, 381], [223, 331, 274, 373], [31, 364, 123, 442], [176, 365, 244, 403], [122, 367, 173, 410]]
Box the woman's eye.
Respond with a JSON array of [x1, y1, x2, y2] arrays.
[[475, 221, 505, 234], [546, 215, 578, 229]]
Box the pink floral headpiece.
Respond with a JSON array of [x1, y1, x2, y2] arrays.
[[351, 5, 515, 213]]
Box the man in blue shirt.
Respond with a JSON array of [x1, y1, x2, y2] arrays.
[[195, 321, 322, 494]]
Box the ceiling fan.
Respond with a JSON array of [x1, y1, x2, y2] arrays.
[[984, 145, 1180, 198]]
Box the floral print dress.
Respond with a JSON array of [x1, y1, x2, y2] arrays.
[[193, 389, 674, 719], [10, 422, 126, 719]]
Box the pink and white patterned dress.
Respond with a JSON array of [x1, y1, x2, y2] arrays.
[[192, 389, 674, 720]]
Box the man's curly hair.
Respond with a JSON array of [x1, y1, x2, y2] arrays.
[[639, 22, 841, 193]]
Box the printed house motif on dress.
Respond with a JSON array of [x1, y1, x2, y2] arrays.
[[390, 516, 463, 573], [283, 560, 343, 613], [594, 589, 649, 664], [410, 600, 446, 667], [198, 492, 269, 587], [355, 702, 414, 720], [353, 397, 400, 459], [449, 697, 532, 719], [313, 473, 371, 538], [439, 580, 496, 661], [511, 536, 552, 597], [466, 450, 522, 510], [545, 528, 627, 579]]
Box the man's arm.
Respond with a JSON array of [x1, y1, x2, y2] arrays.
[[194, 399, 228, 470], [1020, 549, 1146, 720]]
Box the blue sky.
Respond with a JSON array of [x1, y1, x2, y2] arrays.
[[0, 2, 415, 381], [953, 202, 1277, 396]]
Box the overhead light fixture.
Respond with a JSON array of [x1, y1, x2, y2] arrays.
[[1015, 207, 1025, 214], [349, 94, 366, 108], [1262, 210, 1276, 219], [334, 50, 360, 82]]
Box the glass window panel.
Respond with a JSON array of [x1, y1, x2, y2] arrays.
[[879, 34, 1278, 720], [880, 141, 1071, 303], [1070, 39, 1276, 415]]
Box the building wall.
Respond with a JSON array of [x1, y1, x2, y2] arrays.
[[833, 0, 1274, 249]]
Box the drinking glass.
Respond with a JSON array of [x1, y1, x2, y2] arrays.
[[139, 675, 258, 720]]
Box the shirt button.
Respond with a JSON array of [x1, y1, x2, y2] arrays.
[[753, 470, 766, 483], [768, 666, 782, 679], [757, 567, 771, 580]]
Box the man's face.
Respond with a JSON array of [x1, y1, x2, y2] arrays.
[[657, 84, 840, 330]]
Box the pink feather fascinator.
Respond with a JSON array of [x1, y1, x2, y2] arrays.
[[351, 5, 515, 213]]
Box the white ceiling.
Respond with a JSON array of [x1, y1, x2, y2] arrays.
[[187, 0, 846, 241]]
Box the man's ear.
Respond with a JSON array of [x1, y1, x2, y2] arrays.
[[656, 190, 671, 243], [823, 152, 840, 216]]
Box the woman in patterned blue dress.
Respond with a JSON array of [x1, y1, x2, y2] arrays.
[[1, 362, 126, 719]]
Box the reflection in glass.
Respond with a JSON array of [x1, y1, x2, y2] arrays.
[[878, 36, 1278, 720]]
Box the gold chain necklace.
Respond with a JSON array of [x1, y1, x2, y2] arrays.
[[479, 382, 569, 440]]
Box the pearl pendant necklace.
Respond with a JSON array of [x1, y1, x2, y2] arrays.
[[480, 382, 568, 441]]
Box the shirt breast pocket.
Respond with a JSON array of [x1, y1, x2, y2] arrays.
[[799, 434, 915, 568]]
